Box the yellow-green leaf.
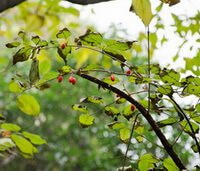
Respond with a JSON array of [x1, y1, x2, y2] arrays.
[[11, 134, 36, 156], [1, 123, 21, 132], [105, 107, 120, 117], [17, 94, 40, 116], [8, 80, 23, 93], [108, 122, 126, 129], [71, 104, 88, 113], [118, 128, 131, 143], [138, 153, 159, 170], [79, 114, 95, 128], [22, 132, 47, 145], [132, 0, 153, 26], [29, 59, 40, 84], [163, 158, 180, 171], [136, 136, 144, 143]]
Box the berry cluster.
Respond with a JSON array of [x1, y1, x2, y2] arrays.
[[57, 75, 77, 85]]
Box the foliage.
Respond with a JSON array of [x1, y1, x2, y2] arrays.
[[0, 0, 199, 170]]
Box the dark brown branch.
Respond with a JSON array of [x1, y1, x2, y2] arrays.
[[77, 72, 186, 170], [66, 0, 114, 5], [0, 0, 25, 13], [0, 0, 114, 13]]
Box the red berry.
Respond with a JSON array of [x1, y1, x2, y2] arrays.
[[68, 76, 74, 83], [110, 75, 115, 82], [126, 70, 131, 75], [57, 76, 63, 83], [131, 105, 135, 111], [116, 94, 122, 98], [71, 77, 77, 85], [68, 76, 76, 85], [61, 43, 66, 49]]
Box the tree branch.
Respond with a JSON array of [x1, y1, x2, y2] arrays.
[[0, 0, 25, 13], [0, 0, 114, 13], [77, 72, 186, 170], [66, 0, 114, 5]]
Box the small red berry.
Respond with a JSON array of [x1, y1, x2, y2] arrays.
[[57, 76, 63, 83], [68, 76, 74, 83], [71, 77, 77, 85], [110, 75, 115, 82], [68, 76, 76, 85], [131, 105, 135, 111], [61, 43, 66, 49], [126, 70, 131, 75], [116, 94, 122, 98]]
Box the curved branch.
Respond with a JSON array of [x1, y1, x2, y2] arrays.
[[77, 72, 186, 170], [0, 0, 25, 13], [0, 0, 114, 13], [66, 0, 114, 5]]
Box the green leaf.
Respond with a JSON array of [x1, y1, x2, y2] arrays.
[[104, 39, 136, 51], [57, 46, 71, 64], [29, 59, 40, 84], [31, 36, 48, 47], [18, 30, 26, 41], [11, 134, 37, 156], [138, 153, 159, 170], [186, 76, 200, 86], [1, 123, 21, 131], [136, 136, 144, 143], [108, 122, 126, 129], [56, 28, 71, 39], [180, 120, 199, 135], [104, 107, 120, 117], [13, 46, 33, 65], [71, 104, 88, 113], [102, 76, 120, 85], [118, 128, 131, 143], [58, 65, 72, 74], [123, 104, 135, 120], [191, 144, 199, 153], [163, 158, 179, 171], [22, 132, 47, 145], [132, 0, 153, 26], [116, 98, 126, 104], [134, 123, 144, 135], [79, 114, 95, 128], [195, 103, 200, 113], [160, 69, 181, 86], [157, 118, 177, 128], [80, 96, 104, 103], [76, 29, 103, 46], [191, 115, 200, 124], [183, 83, 200, 97], [31, 36, 40, 45], [103, 48, 126, 62], [17, 94, 40, 116], [8, 80, 24, 93], [6, 42, 20, 48], [158, 85, 173, 96]]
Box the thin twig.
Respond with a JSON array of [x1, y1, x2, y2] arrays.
[[122, 113, 141, 170]]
